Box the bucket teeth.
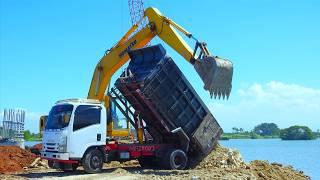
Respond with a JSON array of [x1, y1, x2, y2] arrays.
[[194, 56, 233, 100]]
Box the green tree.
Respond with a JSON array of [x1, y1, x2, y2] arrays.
[[316, 129, 320, 138], [253, 123, 280, 136], [280, 125, 315, 140], [250, 131, 261, 139], [232, 127, 239, 133], [239, 128, 244, 133], [23, 130, 32, 140]]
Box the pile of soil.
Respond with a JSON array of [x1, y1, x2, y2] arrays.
[[195, 144, 247, 169], [250, 160, 308, 180], [195, 144, 309, 180], [0, 146, 37, 174]]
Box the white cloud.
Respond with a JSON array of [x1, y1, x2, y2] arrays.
[[25, 111, 44, 133], [209, 81, 320, 132]]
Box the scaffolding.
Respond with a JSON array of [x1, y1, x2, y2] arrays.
[[1, 109, 25, 139]]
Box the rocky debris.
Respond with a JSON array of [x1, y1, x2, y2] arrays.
[[29, 143, 42, 155], [29, 157, 49, 169], [111, 168, 129, 174], [250, 160, 309, 180], [195, 144, 246, 169], [194, 144, 309, 180], [103, 160, 140, 169], [0, 146, 37, 174]]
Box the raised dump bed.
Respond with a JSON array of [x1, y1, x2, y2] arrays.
[[115, 44, 222, 157]]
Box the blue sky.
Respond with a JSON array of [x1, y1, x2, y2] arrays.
[[1, 0, 319, 133]]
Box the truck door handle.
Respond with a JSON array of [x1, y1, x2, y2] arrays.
[[97, 133, 101, 141]]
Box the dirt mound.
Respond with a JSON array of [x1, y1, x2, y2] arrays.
[[0, 146, 37, 174], [250, 160, 309, 180], [195, 144, 247, 169], [195, 144, 309, 179]]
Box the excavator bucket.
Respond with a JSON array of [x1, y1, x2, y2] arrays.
[[194, 56, 233, 99]]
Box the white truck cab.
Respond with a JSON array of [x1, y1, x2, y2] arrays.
[[41, 99, 107, 169], [41, 98, 195, 173]]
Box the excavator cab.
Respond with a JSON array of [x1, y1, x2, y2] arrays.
[[39, 115, 48, 138], [105, 99, 132, 137]]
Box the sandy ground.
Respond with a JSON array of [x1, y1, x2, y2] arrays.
[[0, 165, 309, 180]]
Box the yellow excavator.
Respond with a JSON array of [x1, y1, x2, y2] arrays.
[[39, 115, 48, 138], [88, 7, 233, 137], [39, 7, 233, 139]]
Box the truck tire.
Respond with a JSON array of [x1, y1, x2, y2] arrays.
[[163, 149, 188, 170], [82, 148, 104, 173], [48, 160, 54, 168]]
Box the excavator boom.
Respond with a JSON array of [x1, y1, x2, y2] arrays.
[[88, 7, 233, 102]]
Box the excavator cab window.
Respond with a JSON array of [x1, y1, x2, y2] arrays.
[[110, 101, 129, 130]]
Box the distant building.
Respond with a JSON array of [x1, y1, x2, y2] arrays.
[[1, 109, 25, 139]]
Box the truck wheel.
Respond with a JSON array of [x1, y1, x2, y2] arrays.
[[163, 149, 188, 170], [48, 160, 54, 168], [82, 149, 104, 173]]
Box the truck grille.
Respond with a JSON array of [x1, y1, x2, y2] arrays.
[[44, 143, 59, 152]]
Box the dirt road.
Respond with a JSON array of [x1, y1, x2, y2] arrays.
[[0, 164, 309, 180]]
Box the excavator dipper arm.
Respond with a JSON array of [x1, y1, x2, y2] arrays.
[[87, 7, 233, 136]]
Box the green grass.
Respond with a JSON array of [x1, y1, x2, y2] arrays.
[[220, 132, 280, 140], [24, 137, 41, 141]]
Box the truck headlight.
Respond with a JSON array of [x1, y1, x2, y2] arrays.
[[58, 136, 67, 152]]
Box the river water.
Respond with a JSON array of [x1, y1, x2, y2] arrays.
[[26, 139, 320, 179], [220, 139, 320, 179]]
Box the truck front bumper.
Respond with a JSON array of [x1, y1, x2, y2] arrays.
[[41, 151, 69, 160]]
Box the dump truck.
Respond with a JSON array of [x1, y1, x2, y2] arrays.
[[41, 7, 233, 173], [114, 44, 223, 168]]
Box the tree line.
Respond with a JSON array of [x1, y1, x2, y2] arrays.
[[230, 123, 318, 140], [23, 130, 41, 141]]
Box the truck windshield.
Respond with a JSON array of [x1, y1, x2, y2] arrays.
[[45, 105, 73, 130]]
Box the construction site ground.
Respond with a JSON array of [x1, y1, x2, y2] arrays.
[[0, 145, 310, 180]]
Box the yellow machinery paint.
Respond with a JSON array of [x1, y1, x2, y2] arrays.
[[87, 7, 233, 139]]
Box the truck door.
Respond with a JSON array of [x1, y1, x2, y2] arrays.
[[68, 105, 106, 158]]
